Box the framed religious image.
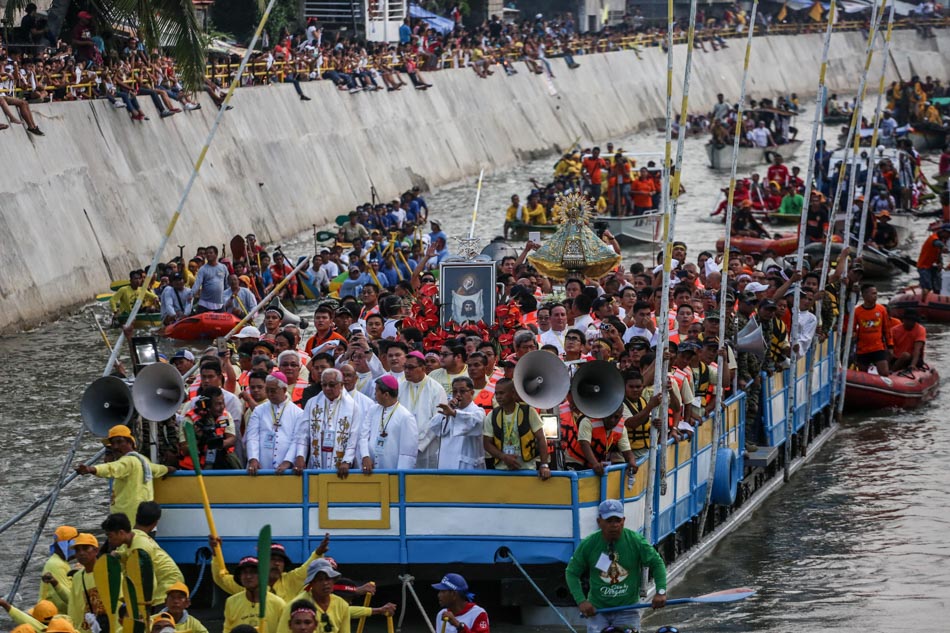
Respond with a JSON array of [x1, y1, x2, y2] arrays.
[[439, 262, 496, 326]]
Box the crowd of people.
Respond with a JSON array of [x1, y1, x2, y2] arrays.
[[2, 5, 947, 135]]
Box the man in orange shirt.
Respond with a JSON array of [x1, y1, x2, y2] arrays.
[[582, 147, 608, 202], [630, 167, 657, 215], [890, 309, 927, 371], [852, 284, 894, 376], [916, 225, 950, 299]]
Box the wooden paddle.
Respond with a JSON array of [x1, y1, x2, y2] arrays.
[[355, 582, 375, 633], [184, 422, 224, 563], [93, 554, 122, 633], [123, 549, 154, 633], [257, 525, 272, 633], [590, 587, 756, 614], [231, 235, 248, 263]]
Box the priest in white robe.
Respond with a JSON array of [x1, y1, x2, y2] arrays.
[[303, 368, 360, 477], [360, 375, 418, 472], [341, 362, 378, 467], [400, 351, 447, 469], [245, 372, 308, 474], [431, 376, 486, 470]]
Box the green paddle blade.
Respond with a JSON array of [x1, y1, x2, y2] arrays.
[[257, 524, 272, 620], [124, 575, 141, 620], [93, 555, 122, 615], [136, 550, 155, 605], [184, 421, 203, 475]]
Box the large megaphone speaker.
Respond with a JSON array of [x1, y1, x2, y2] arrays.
[[570, 361, 625, 420], [736, 316, 767, 360], [81, 376, 134, 437], [132, 362, 187, 421], [513, 350, 571, 410]]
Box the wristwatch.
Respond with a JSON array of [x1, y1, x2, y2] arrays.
[[656, 589, 666, 595]]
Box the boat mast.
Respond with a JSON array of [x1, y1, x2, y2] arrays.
[[700, 0, 761, 535]]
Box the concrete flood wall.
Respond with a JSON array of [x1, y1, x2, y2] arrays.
[[1, 29, 948, 332]]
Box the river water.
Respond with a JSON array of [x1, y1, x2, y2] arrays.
[[1, 107, 948, 632]]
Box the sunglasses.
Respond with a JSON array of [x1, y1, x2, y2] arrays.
[[321, 613, 333, 633]]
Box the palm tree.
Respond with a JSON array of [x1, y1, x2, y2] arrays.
[[4, 0, 205, 90]]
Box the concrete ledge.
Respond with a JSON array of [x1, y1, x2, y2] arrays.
[[1, 29, 948, 331]]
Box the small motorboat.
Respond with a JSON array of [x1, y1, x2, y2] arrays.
[[907, 122, 949, 152], [767, 212, 801, 225], [593, 211, 664, 245], [113, 312, 163, 329], [844, 366, 939, 410], [888, 287, 950, 323], [706, 140, 803, 170], [162, 312, 241, 340], [507, 221, 559, 241]]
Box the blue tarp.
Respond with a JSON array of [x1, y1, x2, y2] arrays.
[[408, 4, 455, 35]]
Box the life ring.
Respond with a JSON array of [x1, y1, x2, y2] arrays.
[[710, 447, 739, 506]]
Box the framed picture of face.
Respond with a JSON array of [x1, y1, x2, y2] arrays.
[[439, 262, 496, 326]]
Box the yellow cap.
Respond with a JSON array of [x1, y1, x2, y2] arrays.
[[151, 612, 176, 626], [166, 581, 190, 598], [54, 526, 79, 542], [74, 533, 100, 548], [107, 425, 135, 444], [12, 625, 36, 633], [45, 617, 78, 633], [30, 600, 58, 624]]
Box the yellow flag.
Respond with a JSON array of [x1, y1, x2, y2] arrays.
[[777, 2, 788, 21], [809, 2, 823, 22], [602, 4, 610, 25]]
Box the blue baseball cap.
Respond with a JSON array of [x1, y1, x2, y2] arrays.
[[432, 573, 469, 592], [598, 499, 625, 520]]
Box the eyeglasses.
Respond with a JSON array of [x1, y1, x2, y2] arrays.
[[565, 335, 583, 342], [451, 388, 472, 394]]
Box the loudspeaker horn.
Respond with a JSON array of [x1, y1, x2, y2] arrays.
[[81, 376, 134, 437], [736, 317, 766, 360], [513, 350, 571, 410], [570, 361, 625, 420], [132, 362, 186, 421]]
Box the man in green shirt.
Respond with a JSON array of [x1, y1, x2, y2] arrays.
[[565, 499, 667, 632], [777, 186, 803, 216]]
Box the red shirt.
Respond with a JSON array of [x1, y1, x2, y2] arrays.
[[891, 322, 926, 358], [767, 164, 790, 188]]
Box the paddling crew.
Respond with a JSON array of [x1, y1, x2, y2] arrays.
[[566, 499, 667, 633], [75, 424, 173, 523], [431, 573, 489, 633], [222, 556, 286, 633], [161, 273, 194, 324], [264, 306, 285, 337], [157, 581, 210, 633], [211, 535, 330, 602], [245, 372, 308, 476], [66, 533, 104, 632], [36, 525, 76, 613], [110, 268, 160, 316], [853, 284, 894, 377], [276, 559, 350, 633], [101, 511, 185, 605], [193, 246, 230, 313]]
